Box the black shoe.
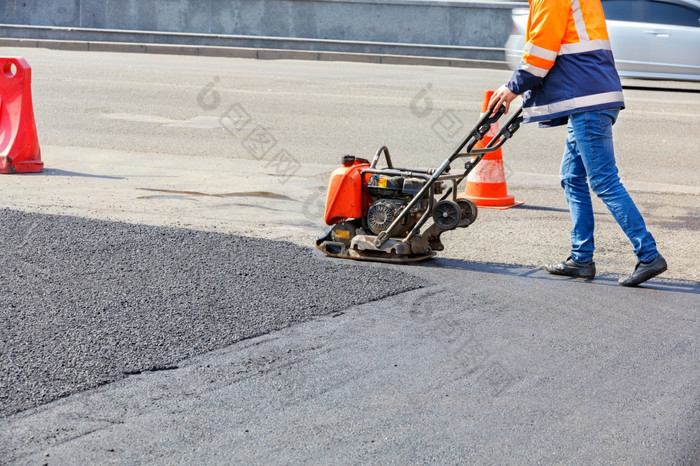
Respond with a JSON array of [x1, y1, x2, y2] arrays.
[[619, 254, 667, 287], [544, 256, 596, 278]]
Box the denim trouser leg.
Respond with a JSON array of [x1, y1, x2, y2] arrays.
[[560, 109, 659, 263], [560, 124, 595, 263]]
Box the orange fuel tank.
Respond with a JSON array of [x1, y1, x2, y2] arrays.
[[324, 156, 371, 225]]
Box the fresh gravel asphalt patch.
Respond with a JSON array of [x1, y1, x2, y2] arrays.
[[0, 209, 424, 417]]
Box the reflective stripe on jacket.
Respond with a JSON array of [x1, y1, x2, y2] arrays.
[[507, 0, 624, 127]]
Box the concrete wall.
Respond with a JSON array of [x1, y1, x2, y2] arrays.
[[1, 0, 524, 60]]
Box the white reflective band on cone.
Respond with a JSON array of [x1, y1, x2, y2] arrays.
[[466, 159, 506, 183]]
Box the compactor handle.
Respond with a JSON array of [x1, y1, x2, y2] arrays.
[[468, 107, 524, 155], [370, 146, 393, 169]]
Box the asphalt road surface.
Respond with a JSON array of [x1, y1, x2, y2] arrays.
[[0, 48, 698, 464]]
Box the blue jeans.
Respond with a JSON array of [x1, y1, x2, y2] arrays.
[[560, 108, 658, 264]]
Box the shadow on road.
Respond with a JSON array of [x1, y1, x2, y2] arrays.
[[426, 257, 700, 295], [41, 168, 125, 180], [515, 204, 570, 213]]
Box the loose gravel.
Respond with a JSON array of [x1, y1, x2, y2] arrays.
[[0, 209, 424, 417]]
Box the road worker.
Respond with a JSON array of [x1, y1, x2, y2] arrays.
[[488, 0, 667, 286]]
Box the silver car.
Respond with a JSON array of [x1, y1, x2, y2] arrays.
[[505, 0, 700, 82]]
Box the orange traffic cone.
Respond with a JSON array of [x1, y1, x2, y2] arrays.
[[458, 90, 522, 210], [0, 57, 43, 174]]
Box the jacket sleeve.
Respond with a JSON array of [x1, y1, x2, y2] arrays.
[[507, 0, 570, 95]]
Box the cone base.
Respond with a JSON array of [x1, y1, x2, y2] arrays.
[[0, 158, 43, 174], [458, 192, 524, 210]]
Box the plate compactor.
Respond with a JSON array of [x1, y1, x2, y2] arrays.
[[315, 104, 523, 263]]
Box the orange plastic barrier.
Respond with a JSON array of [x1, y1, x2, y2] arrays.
[[458, 90, 522, 209], [0, 57, 43, 174]]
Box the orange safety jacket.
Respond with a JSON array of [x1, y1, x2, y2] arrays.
[[507, 0, 625, 126]]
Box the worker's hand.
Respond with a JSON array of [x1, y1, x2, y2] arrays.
[[488, 85, 518, 115]]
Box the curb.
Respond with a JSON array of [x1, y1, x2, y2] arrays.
[[0, 38, 510, 70]]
